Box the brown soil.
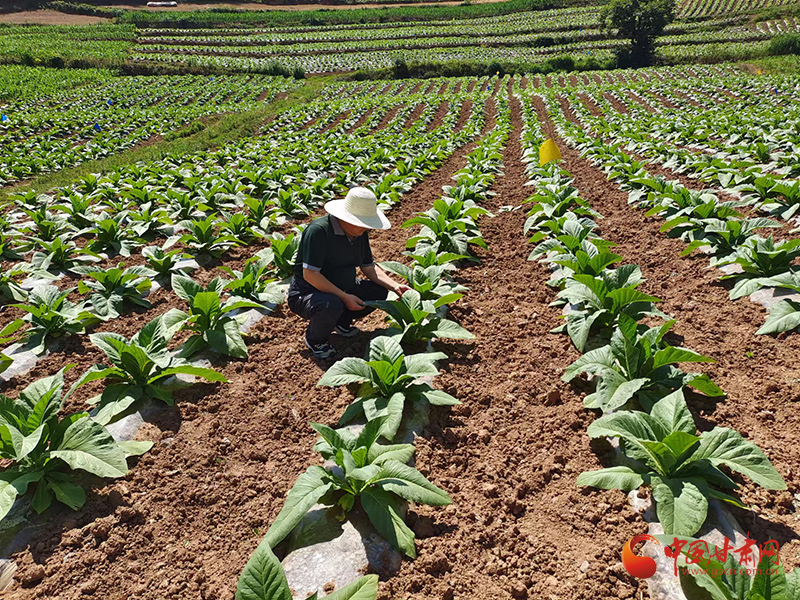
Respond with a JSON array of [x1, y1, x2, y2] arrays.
[[426, 101, 450, 133], [0, 10, 110, 24], [344, 107, 375, 134]]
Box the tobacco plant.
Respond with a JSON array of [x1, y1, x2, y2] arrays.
[[0, 367, 151, 522], [719, 236, 800, 300], [73, 263, 156, 320], [563, 318, 724, 413], [28, 235, 101, 273], [88, 214, 138, 257], [577, 389, 785, 536], [163, 274, 261, 358], [380, 261, 467, 302], [142, 245, 191, 279], [260, 418, 450, 558], [7, 285, 96, 354], [367, 290, 473, 344], [77, 317, 227, 425], [318, 337, 459, 440], [220, 250, 284, 306], [174, 215, 238, 257], [554, 265, 668, 352]]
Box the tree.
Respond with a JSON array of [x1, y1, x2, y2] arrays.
[[601, 0, 677, 67]]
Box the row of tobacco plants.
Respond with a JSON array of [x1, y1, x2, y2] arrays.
[[0, 80, 491, 568], [514, 78, 795, 597], [234, 95, 511, 599], [552, 74, 800, 335]]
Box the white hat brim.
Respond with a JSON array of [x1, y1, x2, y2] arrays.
[[324, 199, 391, 230]]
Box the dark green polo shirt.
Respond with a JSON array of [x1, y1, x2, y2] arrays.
[[292, 215, 374, 293]]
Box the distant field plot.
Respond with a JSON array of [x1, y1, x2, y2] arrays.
[[679, 0, 797, 18], [0, 71, 301, 185], [0, 65, 114, 101], [0, 23, 136, 66], [130, 10, 772, 74]]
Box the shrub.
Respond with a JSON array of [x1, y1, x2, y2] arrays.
[[769, 33, 800, 56]]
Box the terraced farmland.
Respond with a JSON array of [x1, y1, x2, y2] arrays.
[[0, 1, 799, 599]]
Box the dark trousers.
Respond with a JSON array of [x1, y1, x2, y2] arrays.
[[287, 279, 388, 344]]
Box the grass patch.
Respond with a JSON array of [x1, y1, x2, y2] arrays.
[[0, 75, 333, 201], [743, 55, 800, 75]]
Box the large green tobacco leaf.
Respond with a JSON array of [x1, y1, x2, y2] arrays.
[[651, 476, 708, 536], [575, 466, 644, 491], [758, 300, 800, 335], [317, 358, 373, 387], [688, 427, 786, 490], [49, 417, 128, 479], [235, 540, 292, 600], [205, 319, 248, 358], [360, 486, 416, 558], [373, 460, 451, 506], [0, 423, 44, 461], [263, 466, 333, 549], [0, 472, 42, 521]]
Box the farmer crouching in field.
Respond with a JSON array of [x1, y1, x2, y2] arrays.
[[287, 187, 411, 359]]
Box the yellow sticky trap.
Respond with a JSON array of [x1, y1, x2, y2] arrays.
[[757, 69, 762, 75], [539, 139, 561, 166]]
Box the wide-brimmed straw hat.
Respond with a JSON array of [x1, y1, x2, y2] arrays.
[[324, 187, 391, 230]]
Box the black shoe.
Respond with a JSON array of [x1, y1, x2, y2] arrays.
[[305, 337, 336, 359], [335, 324, 361, 338]]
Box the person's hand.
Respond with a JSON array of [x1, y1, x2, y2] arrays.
[[393, 284, 412, 296], [343, 294, 366, 311]]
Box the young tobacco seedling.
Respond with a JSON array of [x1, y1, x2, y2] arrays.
[[174, 214, 239, 258], [142, 245, 191, 279], [260, 417, 450, 558], [577, 389, 785, 537], [367, 289, 473, 345], [27, 235, 101, 273], [77, 316, 227, 425], [380, 261, 467, 302], [680, 217, 780, 266], [72, 263, 157, 320], [719, 235, 800, 300], [554, 265, 667, 352], [220, 249, 284, 306], [87, 214, 139, 257], [318, 336, 459, 440], [563, 317, 724, 413], [7, 285, 97, 354], [265, 230, 302, 280], [163, 274, 261, 358], [0, 367, 151, 522]]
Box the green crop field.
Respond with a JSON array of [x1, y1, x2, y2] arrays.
[[0, 0, 799, 599]]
